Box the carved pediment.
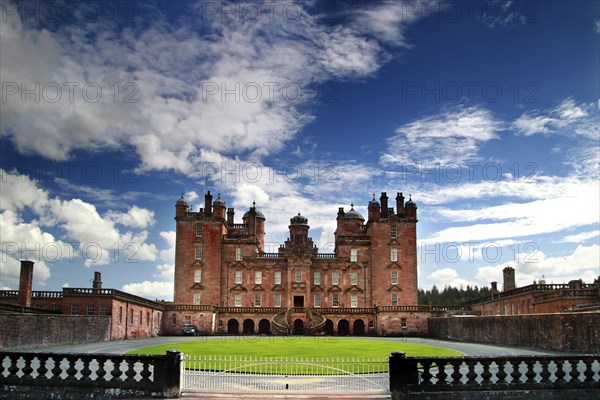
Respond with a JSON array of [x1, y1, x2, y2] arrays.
[[386, 285, 403, 292], [190, 283, 204, 290], [344, 285, 364, 294], [327, 285, 342, 293], [386, 262, 402, 269], [229, 285, 247, 292], [312, 285, 324, 292], [271, 285, 285, 292], [252, 285, 264, 291]]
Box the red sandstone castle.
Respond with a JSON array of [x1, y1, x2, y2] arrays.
[[169, 191, 420, 335]]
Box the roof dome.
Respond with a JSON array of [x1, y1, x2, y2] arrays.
[[405, 195, 417, 208], [175, 193, 187, 206], [213, 193, 225, 207], [368, 194, 380, 208], [290, 212, 308, 225], [243, 202, 266, 219], [345, 203, 364, 219]]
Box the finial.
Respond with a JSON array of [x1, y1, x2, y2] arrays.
[[181, 192, 184, 197], [372, 194, 375, 200], [350, 202, 354, 208]]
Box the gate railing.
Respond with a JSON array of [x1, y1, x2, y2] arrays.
[[182, 355, 388, 393]]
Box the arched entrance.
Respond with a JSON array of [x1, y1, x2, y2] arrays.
[[243, 319, 255, 334], [353, 319, 365, 336], [293, 318, 304, 335], [338, 319, 350, 336], [325, 319, 334, 335], [227, 319, 239, 334], [258, 319, 271, 335]]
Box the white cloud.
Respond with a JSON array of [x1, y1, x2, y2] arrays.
[[121, 280, 173, 301], [0, 254, 51, 287], [106, 206, 156, 229], [381, 106, 504, 167], [427, 267, 475, 289], [512, 98, 598, 139], [559, 230, 600, 244]]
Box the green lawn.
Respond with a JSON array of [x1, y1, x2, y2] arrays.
[[128, 337, 461, 374]]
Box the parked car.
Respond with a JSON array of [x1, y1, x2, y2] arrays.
[[183, 324, 200, 336]]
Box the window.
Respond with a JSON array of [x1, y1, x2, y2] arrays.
[[295, 269, 302, 282], [255, 271, 262, 285], [332, 272, 339, 286], [332, 294, 339, 307], [401, 318, 407, 329], [71, 304, 79, 315], [274, 293, 281, 307], [350, 294, 358, 308], [235, 270, 243, 284], [350, 272, 358, 286], [350, 248, 357, 262], [194, 269, 202, 283], [254, 294, 262, 307], [391, 294, 398, 306], [130, 309, 134, 324], [139, 310, 143, 325], [195, 246, 202, 260], [236, 247, 243, 261], [193, 292, 201, 305], [235, 293, 242, 307], [196, 224, 203, 237], [391, 271, 399, 285], [53, 304, 61, 313], [390, 225, 397, 239], [314, 271, 321, 285], [314, 294, 321, 307], [146, 311, 150, 326], [98, 305, 106, 316], [274, 271, 281, 285], [119, 306, 123, 323], [184, 316, 191, 325], [390, 248, 398, 262], [86, 304, 94, 315]]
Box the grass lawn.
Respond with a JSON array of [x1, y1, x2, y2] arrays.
[[127, 337, 461, 374]]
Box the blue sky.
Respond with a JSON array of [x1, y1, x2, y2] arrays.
[[1, 0, 599, 300]]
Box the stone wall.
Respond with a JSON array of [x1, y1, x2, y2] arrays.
[[428, 313, 600, 353], [0, 314, 111, 349]]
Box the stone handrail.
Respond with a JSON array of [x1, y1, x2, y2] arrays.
[[390, 352, 600, 393], [0, 350, 181, 398]]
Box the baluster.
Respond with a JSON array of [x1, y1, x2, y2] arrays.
[[539, 359, 551, 383], [96, 357, 107, 381], [420, 360, 433, 384], [554, 360, 566, 382], [568, 359, 581, 383], [50, 356, 63, 379], [80, 357, 92, 381], [111, 359, 123, 382], [480, 360, 492, 384], [465, 361, 477, 385], [496, 360, 507, 384], [524, 360, 536, 383], [36, 355, 49, 380], [450, 360, 462, 384], [510, 360, 522, 383], [583, 359, 595, 382], [7, 355, 20, 378], [125, 359, 137, 381], [65, 356, 78, 380], [22, 354, 34, 379], [0, 355, 6, 376], [140, 360, 152, 383], [435, 360, 447, 385]]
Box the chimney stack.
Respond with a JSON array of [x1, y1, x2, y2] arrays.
[[503, 267, 516, 292], [18, 260, 34, 307], [380, 192, 388, 218], [396, 192, 405, 217], [92, 271, 102, 289], [204, 191, 213, 217], [491, 281, 498, 299], [227, 208, 235, 226]]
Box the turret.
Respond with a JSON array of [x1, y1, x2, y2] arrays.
[[367, 194, 381, 221], [243, 202, 266, 251], [503, 267, 516, 292], [213, 193, 226, 219], [175, 193, 188, 217], [289, 213, 310, 247], [405, 195, 417, 221]]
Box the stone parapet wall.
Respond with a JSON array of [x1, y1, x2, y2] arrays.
[[428, 313, 600, 353]]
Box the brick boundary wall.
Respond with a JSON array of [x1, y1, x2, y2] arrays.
[[427, 313, 600, 353], [0, 315, 111, 349]]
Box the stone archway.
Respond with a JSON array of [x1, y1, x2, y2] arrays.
[[325, 319, 334, 335], [227, 319, 239, 334], [243, 319, 255, 334], [293, 318, 304, 335], [338, 319, 350, 336], [353, 319, 365, 336], [258, 319, 271, 335]]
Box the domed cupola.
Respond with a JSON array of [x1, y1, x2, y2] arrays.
[[175, 193, 188, 206], [175, 193, 189, 217], [368, 194, 381, 221], [405, 194, 418, 221], [290, 212, 308, 226], [344, 203, 364, 220], [368, 194, 380, 208], [213, 193, 225, 207], [405, 195, 417, 208], [243, 202, 265, 219]]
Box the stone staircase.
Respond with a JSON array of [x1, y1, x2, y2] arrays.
[[272, 308, 291, 334], [306, 308, 325, 334]]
